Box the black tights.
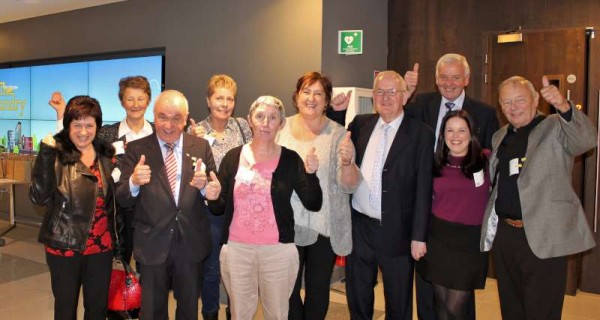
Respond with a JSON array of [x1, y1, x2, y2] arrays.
[[433, 284, 472, 320]]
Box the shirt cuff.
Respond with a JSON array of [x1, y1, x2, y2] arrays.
[[129, 177, 140, 197]]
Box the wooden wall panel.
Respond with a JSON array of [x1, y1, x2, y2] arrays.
[[389, 0, 600, 103]]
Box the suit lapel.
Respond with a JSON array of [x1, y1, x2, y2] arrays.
[[520, 113, 546, 174], [144, 135, 174, 201], [178, 135, 195, 205], [426, 94, 443, 129], [384, 117, 411, 166]]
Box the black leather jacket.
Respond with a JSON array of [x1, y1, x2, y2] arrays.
[[30, 138, 118, 251]]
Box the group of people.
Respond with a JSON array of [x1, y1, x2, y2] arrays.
[[29, 52, 597, 320]]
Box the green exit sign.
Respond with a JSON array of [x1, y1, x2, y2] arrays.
[[338, 30, 363, 55]]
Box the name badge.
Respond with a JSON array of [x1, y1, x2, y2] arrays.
[[235, 166, 255, 185], [473, 169, 484, 188], [204, 135, 216, 146], [112, 141, 125, 155], [509, 158, 520, 176]]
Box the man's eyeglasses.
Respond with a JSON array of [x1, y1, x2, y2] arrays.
[[374, 89, 405, 97]]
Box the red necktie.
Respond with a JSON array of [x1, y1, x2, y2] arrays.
[[164, 142, 177, 196]]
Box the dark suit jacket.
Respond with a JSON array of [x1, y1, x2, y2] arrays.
[[116, 132, 217, 265], [405, 92, 499, 149], [348, 114, 434, 257]]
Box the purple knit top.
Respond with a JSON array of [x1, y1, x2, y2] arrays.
[[432, 155, 491, 225]]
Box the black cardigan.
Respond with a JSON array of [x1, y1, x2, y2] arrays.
[[208, 145, 322, 244]]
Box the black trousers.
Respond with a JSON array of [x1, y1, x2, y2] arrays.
[[493, 221, 567, 320], [415, 272, 476, 320], [46, 250, 113, 320], [139, 232, 202, 320], [289, 234, 337, 320], [345, 210, 414, 320]]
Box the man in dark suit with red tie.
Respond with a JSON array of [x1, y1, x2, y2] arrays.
[[345, 71, 434, 319], [405, 53, 500, 320], [117, 90, 222, 320]]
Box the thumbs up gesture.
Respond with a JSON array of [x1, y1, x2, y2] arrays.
[[331, 90, 352, 111], [190, 158, 208, 190], [540, 75, 570, 112], [205, 171, 221, 200], [305, 147, 319, 174], [404, 63, 419, 96], [339, 131, 355, 166], [132, 155, 152, 186], [188, 118, 207, 138]]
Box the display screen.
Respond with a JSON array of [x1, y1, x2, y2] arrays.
[[0, 55, 163, 153]]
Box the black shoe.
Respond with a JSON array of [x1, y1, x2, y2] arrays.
[[202, 312, 218, 320]]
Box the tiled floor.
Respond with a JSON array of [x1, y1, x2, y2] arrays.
[[1, 222, 599, 319]]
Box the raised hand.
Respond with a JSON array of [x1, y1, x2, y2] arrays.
[[204, 171, 221, 200], [331, 90, 352, 111], [189, 118, 207, 137], [404, 63, 419, 96], [132, 155, 151, 186], [48, 91, 66, 119], [339, 131, 355, 166], [189, 158, 208, 190], [540, 75, 570, 112], [304, 147, 319, 174]]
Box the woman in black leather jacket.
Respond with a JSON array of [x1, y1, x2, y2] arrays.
[[30, 95, 118, 320]]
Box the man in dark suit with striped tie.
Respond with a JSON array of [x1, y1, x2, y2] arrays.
[[117, 90, 222, 320]]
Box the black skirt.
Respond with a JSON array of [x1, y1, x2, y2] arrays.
[[417, 215, 488, 291]]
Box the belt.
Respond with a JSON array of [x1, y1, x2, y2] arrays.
[[504, 218, 524, 228]]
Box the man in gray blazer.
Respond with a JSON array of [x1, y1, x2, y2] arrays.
[[481, 76, 596, 319]]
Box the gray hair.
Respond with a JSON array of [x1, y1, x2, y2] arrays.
[[155, 89, 189, 114], [248, 95, 286, 122], [498, 76, 538, 101], [436, 53, 470, 78], [373, 70, 407, 91]]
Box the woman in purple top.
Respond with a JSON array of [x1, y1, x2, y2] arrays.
[[417, 110, 490, 320]]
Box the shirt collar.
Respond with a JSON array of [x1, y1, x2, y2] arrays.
[[118, 119, 153, 138], [441, 90, 466, 109], [377, 111, 404, 130], [156, 134, 183, 150]]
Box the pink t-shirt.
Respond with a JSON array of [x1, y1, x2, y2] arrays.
[[229, 155, 280, 245]]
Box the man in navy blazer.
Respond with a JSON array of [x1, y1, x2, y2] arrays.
[[117, 90, 222, 320], [405, 53, 499, 320], [345, 71, 434, 319]]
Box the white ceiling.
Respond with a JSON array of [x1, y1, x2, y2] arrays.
[[0, 0, 126, 24]]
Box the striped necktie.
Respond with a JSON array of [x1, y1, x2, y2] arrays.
[[445, 101, 455, 112], [164, 142, 177, 197]]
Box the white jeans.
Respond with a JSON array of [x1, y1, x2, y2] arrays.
[[220, 241, 299, 320]]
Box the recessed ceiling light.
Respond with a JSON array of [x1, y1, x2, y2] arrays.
[[13, 0, 42, 4]]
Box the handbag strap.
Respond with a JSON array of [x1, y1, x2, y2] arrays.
[[233, 117, 247, 144]]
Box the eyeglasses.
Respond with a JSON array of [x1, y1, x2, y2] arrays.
[[500, 97, 529, 108], [374, 89, 405, 97], [156, 114, 185, 124]]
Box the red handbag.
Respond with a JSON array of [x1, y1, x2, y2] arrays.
[[107, 257, 141, 319]]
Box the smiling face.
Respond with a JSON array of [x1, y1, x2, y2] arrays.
[[443, 116, 471, 157], [153, 91, 189, 143], [296, 81, 327, 119], [436, 61, 470, 102], [373, 72, 408, 123], [69, 116, 97, 151], [207, 87, 235, 122], [499, 81, 539, 129], [121, 87, 150, 121]]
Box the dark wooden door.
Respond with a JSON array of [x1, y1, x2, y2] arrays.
[[581, 27, 600, 295], [484, 28, 590, 295]]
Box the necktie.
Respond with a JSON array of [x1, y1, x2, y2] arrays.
[[369, 124, 391, 211], [164, 142, 177, 197], [445, 101, 455, 112]]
